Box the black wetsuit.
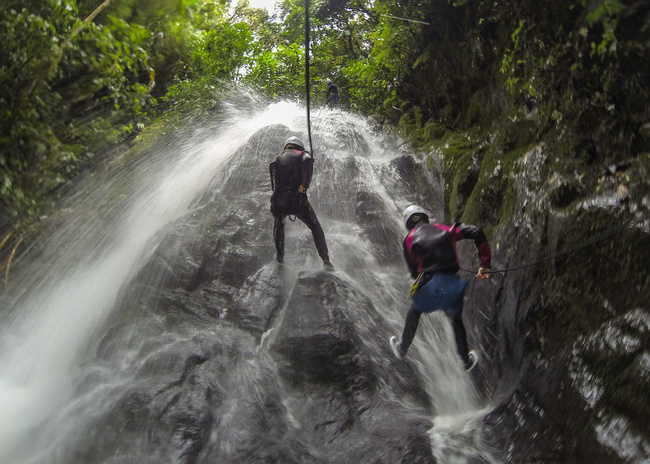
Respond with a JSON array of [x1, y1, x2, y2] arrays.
[[269, 149, 329, 263], [325, 82, 338, 106]]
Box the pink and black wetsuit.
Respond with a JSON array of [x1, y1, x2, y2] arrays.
[[396, 221, 491, 367], [403, 222, 491, 279]]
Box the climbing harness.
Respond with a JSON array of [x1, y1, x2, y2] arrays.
[[408, 272, 425, 298], [459, 219, 638, 275]]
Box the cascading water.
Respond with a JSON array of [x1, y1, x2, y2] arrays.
[[0, 96, 499, 463]]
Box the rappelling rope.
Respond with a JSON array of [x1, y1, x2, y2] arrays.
[[305, 0, 315, 158], [459, 219, 637, 275]]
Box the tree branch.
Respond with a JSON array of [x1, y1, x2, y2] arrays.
[[12, 0, 115, 120]]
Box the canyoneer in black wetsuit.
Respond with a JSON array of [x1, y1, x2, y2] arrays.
[[390, 205, 491, 371], [325, 79, 338, 107], [269, 136, 332, 267]]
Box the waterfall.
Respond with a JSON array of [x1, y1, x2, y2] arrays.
[[0, 97, 497, 463]]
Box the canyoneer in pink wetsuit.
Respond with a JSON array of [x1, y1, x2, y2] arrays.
[[390, 205, 491, 371]]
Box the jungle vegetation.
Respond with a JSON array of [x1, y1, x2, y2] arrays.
[[1, 0, 649, 269]]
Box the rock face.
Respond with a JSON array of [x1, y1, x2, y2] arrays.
[[453, 143, 650, 462], [58, 122, 439, 463], [25, 112, 648, 464]]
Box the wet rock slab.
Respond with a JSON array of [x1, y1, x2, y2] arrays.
[[60, 123, 438, 464]]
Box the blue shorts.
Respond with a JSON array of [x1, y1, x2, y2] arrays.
[[411, 273, 467, 316]]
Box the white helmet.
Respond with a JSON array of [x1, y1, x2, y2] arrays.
[[284, 136, 305, 151], [402, 205, 429, 230]]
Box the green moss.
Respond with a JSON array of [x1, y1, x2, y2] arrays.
[[449, 152, 478, 221], [487, 181, 517, 238], [434, 132, 476, 164], [402, 115, 539, 232], [462, 90, 490, 129], [422, 121, 447, 141], [123, 114, 181, 161], [460, 144, 530, 229], [432, 133, 481, 221], [398, 107, 433, 148], [426, 155, 435, 171]]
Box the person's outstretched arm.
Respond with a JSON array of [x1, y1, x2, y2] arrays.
[[455, 223, 491, 278]]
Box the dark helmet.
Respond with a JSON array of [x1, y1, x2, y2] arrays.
[[284, 136, 305, 151], [402, 205, 429, 231]]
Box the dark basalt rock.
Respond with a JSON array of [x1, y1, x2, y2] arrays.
[[233, 264, 283, 334], [454, 141, 650, 463], [355, 190, 403, 265], [77, 120, 649, 464], [388, 155, 443, 215], [271, 271, 363, 383], [64, 123, 438, 464], [270, 268, 434, 462]]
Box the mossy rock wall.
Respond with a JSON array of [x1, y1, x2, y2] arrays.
[[434, 134, 650, 462]]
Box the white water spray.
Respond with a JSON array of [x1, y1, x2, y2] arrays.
[[0, 100, 497, 463], [0, 101, 312, 462]]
